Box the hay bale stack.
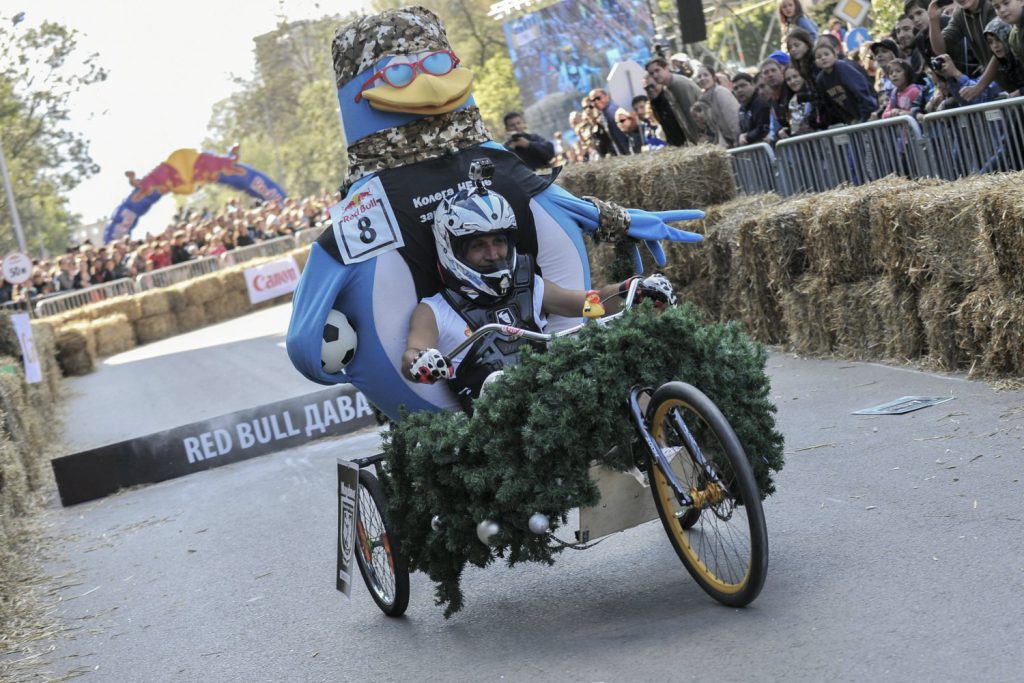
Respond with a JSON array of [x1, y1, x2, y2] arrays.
[[808, 179, 918, 285], [0, 364, 46, 490], [954, 282, 1005, 371], [780, 275, 833, 355], [176, 305, 209, 332], [918, 279, 972, 369], [55, 322, 95, 375], [978, 175, 1024, 292], [175, 275, 221, 308], [973, 291, 1024, 376], [826, 279, 888, 359], [92, 313, 137, 357], [214, 265, 249, 293], [31, 320, 63, 399], [556, 146, 736, 212], [137, 289, 174, 318], [134, 313, 179, 344], [204, 290, 252, 324], [87, 295, 142, 323], [870, 176, 997, 288]]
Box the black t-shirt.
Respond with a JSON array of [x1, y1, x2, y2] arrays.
[[650, 92, 687, 146]]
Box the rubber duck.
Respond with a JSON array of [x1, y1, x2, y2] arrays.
[[286, 6, 703, 419], [582, 290, 606, 318]]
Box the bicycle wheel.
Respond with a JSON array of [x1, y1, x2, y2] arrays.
[[355, 468, 410, 617], [645, 381, 768, 607]]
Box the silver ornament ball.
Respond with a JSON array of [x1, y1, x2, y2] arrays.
[[476, 519, 500, 545], [431, 515, 443, 531], [528, 512, 550, 535]]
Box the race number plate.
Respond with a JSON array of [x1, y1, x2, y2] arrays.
[[337, 459, 360, 597], [329, 176, 405, 264]]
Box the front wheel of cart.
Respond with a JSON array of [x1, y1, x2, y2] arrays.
[[355, 468, 410, 617], [645, 381, 768, 607]]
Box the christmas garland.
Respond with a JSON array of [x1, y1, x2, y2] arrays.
[[380, 303, 784, 617]]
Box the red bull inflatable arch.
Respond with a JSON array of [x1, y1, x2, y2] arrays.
[[103, 146, 287, 243]]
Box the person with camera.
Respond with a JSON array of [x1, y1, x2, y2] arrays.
[[503, 112, 556, 171], [928, 0, 1002, 100], [931, 52, 1003, 103]]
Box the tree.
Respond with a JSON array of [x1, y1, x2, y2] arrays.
[[0, 16, 107, 255]]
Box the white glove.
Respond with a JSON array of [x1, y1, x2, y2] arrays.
[[409, 348, 454, 384], [639, 273, 676, 308]]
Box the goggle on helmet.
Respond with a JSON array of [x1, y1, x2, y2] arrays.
[[432, 187, 518, 300]]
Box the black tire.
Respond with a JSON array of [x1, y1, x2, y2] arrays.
[[355, 469, 410, 617], [645, 381, 768, 607]]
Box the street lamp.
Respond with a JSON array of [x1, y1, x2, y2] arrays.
[[1, 10, 28, 254]]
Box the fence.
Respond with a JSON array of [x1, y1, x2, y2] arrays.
[[728, 97, 1024, 196], [219, 235, 297, 267], [136, 257, 220, 291], [35, 278, 139, 318]]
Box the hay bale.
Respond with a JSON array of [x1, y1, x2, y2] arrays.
[[175, 275, 222, 307], [780, 275, 833, 355], [870, 175, 999, 288], [92, 313, 137, 357], [134, 313, 179, 344], [204, 290, 252, 323], [55, 322, 95, 376], [918, 279, 972, 369], [826, 279, 889, 360], [136, 289, 173, 318], [973, 290, 1024, 376], [87, 295, 142, 323], [978, 174, 1024, 293], [556, 146, 736, 212], [214, 265, 249, 293], [0, 314, 21, 358], [955, 281, 1005, 371], [176, 305, 208, 332]]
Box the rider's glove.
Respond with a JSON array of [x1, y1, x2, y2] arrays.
[[409, 348, 454, 384], [619, 274, 676, 309]]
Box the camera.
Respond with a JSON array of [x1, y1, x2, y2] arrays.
[[930, 56, 946, 71], [935, 0, 955, 6]]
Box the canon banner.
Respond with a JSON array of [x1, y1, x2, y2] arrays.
[[245, 256, 301, 304]]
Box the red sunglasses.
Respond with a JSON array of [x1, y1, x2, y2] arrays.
[[355, 50, 460, 103]]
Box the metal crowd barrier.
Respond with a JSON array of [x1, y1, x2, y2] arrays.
[[727, 143, 781, 195], [921, 97, 1024, 179], [774, 115, 930, 195], [136, 256, 219, 291], [219, 235, 297, 266], [35, 278, 138, 318]]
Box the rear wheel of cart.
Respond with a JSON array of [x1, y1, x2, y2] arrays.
[[355, 468, 410, 617]]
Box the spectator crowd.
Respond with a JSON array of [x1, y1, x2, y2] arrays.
[[534, 0, 1024, 164], [0, 194, 334, 307]]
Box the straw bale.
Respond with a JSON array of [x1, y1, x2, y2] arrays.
[[214, 265, 249, 293], [176, 274, 222, 307], [780, 275, 833, 355], [808, 179, 917, 285], [137, 289, 173, 318], [204, 290, 252, 323], [176, 305, 209, 332], [87, 295, 142, 323], [134, 313, 180, 344], [823, 279, 887, 360], [978, 174, 1024, 293], [954, 282, 1004, 371], [0, 437, 31, 518], [0, 314, 20, 358], [917, 279, 973, 369], [870, 175, 999, 288], [92, 313, 137, 357], [970, 290, 1024, 377], [55, 322, 95, 376], [556, 146, 736, 212]]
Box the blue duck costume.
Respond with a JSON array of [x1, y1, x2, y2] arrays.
[[286, 6, 704, 418]]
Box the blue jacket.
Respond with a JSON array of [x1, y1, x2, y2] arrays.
[[815, 60, 878, 124]]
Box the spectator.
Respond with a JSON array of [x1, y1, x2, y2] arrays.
[[690, 101, 728, 146], [778, 0, 819, 43], [895, 14, 918, 56], [73, 258, 91, 289], [643, 78, 687, 146], [778, 65, 819, 138], [996, 0, 1024, 67], [502, 111, 556, 170], [638, 84, 668, 148], [235, 223, 254, 248], [928, 0, 997, 99], [670, 52, 695, 77], [882, 59, 924, 116], [984, 17, 1024, 96], [0, 274, 12, 304], [170, 230, 192, 265], [870, 39, 903, 117], [614, 108, 644, 153], [814, 38, 878, 124], [644, 57, 704, 144], [786, 27, 818, 82], [716, 71, 735, 90], [54, 255, 75, 291], [582, 96, 618, 157], [760, 57, 793, 142], [934, 51, 1003, 103], [588, 88, 630, 155], [694, 65, 741, 146], [732, 72, 772, 145]]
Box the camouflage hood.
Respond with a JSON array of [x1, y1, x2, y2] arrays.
[[984, 17, 1012, 53]]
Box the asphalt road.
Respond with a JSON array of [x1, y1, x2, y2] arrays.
[[22, 305, 1024, 682]]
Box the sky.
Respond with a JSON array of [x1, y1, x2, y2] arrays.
[[4, 0, 369, 237]]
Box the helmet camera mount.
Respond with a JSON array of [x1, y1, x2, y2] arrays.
[[468, 158, 495, 195]]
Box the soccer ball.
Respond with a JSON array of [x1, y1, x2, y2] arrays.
[[321, 309, 357, 373]]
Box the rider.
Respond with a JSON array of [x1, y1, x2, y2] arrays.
[[402, 160, 676, 412]]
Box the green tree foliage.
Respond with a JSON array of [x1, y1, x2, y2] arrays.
[[472, 53, 522, 134], [0, 16, 106, 254], [706, 0, 782, 69], [869, 0, 906, 38]]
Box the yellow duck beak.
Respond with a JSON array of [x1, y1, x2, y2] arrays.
[[362, 69, 474, 115]]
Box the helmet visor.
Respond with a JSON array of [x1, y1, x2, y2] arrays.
[[453, 231, 515, 273]]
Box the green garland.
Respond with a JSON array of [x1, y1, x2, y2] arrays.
[[380, 303, 784, 617]]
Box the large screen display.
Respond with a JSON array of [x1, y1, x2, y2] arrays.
[[503, 0, 656, 109]]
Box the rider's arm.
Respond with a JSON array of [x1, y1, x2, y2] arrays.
[[402, 303, 440, 380], [541, 279, 625, 317]]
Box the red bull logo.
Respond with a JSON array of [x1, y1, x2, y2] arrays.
[[192, 145, 247, 184], [126, 163, 183, 203], [343, 191, 374, 213]]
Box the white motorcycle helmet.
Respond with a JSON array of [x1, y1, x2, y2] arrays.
[[432, 185, 518, 300]]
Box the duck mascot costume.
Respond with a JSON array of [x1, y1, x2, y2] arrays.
[[286, 5, 704, 419]]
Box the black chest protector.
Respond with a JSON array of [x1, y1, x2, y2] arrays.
[[442, 254, 541, 411]]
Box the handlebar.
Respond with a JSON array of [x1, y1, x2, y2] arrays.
[[443, 277, 643, 360]]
